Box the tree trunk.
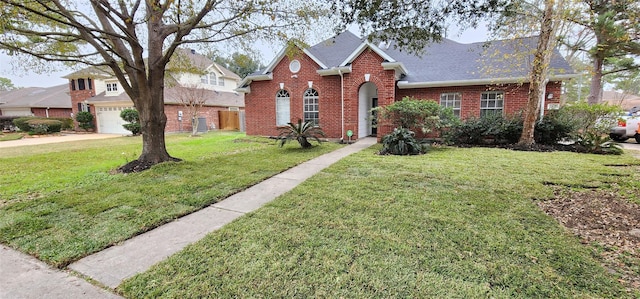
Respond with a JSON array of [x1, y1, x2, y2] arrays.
[[192, 115, 199, 136], [519, 0, 556, 146], [587, 55, 604, 104]]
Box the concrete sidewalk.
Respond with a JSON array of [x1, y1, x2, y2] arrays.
[[0, 133, 122, 148], [2, 137, 377, 298]]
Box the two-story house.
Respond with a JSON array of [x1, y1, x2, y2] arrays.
[[64, 49, 244, 134]]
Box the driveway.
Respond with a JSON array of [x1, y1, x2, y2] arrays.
[[0, 133, 123, 148]]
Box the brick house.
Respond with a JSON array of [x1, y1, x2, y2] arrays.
[[0, 84, 71, 118], [237, 31, 575, 140], [63, 49, 244, 134]]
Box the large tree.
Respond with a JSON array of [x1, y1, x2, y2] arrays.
[[214, 52, 264, 79], [489, 0, 568, 145], [331, 0, 513, 53], [0, 76, 15, 91], [0, 1, 322, 170], [568, 0, 640, 104]]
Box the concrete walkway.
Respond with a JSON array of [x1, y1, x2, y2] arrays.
[[2, 137, 377, 298], [0, 133, 122, 148]]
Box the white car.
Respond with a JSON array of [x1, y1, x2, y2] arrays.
[[610, 116, 640, 143]]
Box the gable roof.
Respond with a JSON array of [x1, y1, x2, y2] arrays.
[[0, 84, 71, 109], [239, 31, 575, 90], [86, 87, 244, 108], [64, 49, 242, 81]]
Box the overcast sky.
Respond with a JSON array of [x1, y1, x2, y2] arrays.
[[0, 26, 489, 88]]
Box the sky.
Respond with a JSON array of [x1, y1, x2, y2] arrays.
[[0, 26, 490, 88]]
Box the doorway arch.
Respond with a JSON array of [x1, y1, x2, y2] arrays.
[[358, 82, 378, 138]]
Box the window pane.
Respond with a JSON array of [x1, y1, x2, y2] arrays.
[[303, 88, 319, 125], [276, 90, 290, 126]]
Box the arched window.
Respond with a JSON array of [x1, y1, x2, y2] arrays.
[[303, 88, 319, 126], [276, 89, 290, 126]]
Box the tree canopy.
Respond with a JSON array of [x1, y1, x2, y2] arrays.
[[331, 0, 514, 54], [0, 77, 15, 91], [0, 0, 325, 171]]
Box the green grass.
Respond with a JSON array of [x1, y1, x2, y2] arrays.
[[0, 132, 24, 141], [0, 132, 342, 267], [120, 146, 640, 298]]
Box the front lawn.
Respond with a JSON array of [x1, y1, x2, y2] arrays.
[[0, 132, 342, 267], [120, 146, 640, 298]]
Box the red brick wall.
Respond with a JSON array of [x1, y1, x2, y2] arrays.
[[69, 79, 96, 130], [245, 48, 397, 139], [245, 48, 564, 139], [396, 81, 562, 118], [31, 108, 72, 118]]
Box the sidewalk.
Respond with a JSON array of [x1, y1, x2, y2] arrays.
[[1, 137, 377, 298], [0, 133, 122, 148]]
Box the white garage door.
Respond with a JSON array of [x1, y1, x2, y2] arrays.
[[96, 106, 133, 134]]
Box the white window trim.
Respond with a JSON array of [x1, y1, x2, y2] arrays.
[[440, 92, 461, 117], [303, 88, 319, 126], [480, 91, 504, 116], [276, 89, 290, 126]]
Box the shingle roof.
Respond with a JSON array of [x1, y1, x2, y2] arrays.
[[65, 49, 241, 81], [87, 87, 244, 108], [170, 49, 241, 80], [243, 31, 575, 89], [0, 84, 71, 108]]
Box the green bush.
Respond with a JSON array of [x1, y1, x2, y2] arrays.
[[380, 127, 426, 155], [120, 108, 141, 135], [374, 97, 458, 134], [75, 111, 94, 131], [1, 116, 20, 131], [25, 119, 63, 134], [52, 117, 74, 130], [13, 117, 36, 132], [534, 108, 579, 145], [445, 113, 523, 145]]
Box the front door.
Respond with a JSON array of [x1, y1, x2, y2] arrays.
[[371, 97, 378, 136]]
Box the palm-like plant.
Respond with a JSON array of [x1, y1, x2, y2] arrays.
[[278, 119, 325, 148]]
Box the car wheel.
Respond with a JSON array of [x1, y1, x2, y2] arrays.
[[610, 134, 628, 142], [635, 134, 640, 144]]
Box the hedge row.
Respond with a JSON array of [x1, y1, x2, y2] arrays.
[[11, 117, 73, 134]]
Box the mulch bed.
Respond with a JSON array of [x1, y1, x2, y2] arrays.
[[537, 188, 640, 292]]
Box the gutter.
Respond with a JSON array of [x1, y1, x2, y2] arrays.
[[396, 74, 577, 89], [317, 66, 352, 76]]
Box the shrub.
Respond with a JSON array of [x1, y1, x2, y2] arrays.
[[374, 97, 458, 134], [1, 116, 20, 131], [380, 127, 426, 155], [25, 119, 63, 134], [13, 117, 36, 132], [75, 111, 94, 131], [534, 108, 579, 145], [277, 119, 325, 148], [120, 108, 141, 135], [52, 117, 74, 130], [445, 113, 523, 145]]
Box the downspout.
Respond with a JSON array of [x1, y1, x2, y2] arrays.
[[539, 79, 549, 120], [46, 107, 50, 118], [339, 69, 345, 141]]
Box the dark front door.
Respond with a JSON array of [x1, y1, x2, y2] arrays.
[[371, 97, 378, 136]]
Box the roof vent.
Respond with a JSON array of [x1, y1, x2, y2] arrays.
[[378, 41, 386, 48], [190, 49, 196, 54]]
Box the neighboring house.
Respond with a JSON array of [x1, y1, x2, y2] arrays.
[[0, 84, 71, 118], [602, 91, 640, 113], [63, 49, 244, 134], [238, 31, 575, 140]]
